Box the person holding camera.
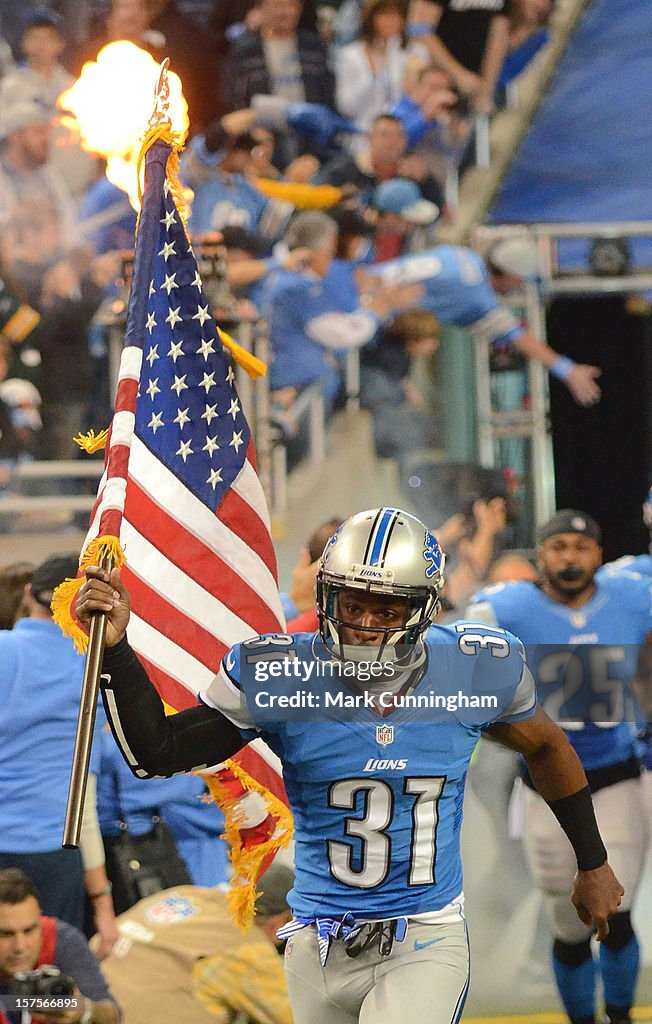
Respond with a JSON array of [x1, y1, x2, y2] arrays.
[[0, 869, 120, 1024]]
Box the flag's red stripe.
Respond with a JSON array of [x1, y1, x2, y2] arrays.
[[123, 565, 227, 673], [114, 376, 139, 415], [137, 653, 200, 712], [124, 479, 282, 631], [246, 438, 257, 471], [234, 746, 288, 804], [219, 477, 278, 580]]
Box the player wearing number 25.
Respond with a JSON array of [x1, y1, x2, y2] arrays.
[[76, 508, 624, 1024], [467, 509, 652, 1024]]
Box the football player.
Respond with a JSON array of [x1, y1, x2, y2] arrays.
[[467, 509, 652, 1024], [77, 507, 623, 1024]]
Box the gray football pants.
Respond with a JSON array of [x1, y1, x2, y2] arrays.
[[283, 918, 470, 1024]]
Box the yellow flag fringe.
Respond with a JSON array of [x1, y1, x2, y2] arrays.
[[203, 764, 293, 931], [217, 326, 267, 380], [136, 123, 189, 228], [52, 535, 126, 653], [74, 428, 110, 454]]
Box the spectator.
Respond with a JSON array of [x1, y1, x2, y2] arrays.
[[0, 97, 79, 251], [496, 0, 551, 103], [263, 209, 421, 402], [317, 112, 443, 210], [224, 0, 335, 164], [372, 176, 439, 259], [391, 60, 460, 147], [360, 242, 602, 405], [408, 0, 512, 113], [335, 0, 409, 138], [97, 725, 228, 905], [488, 552, 538, 583], [0, 869, 120, 1024], [182, 124, 293, 241], [97, 867, 294, 1024], [146, 0, 219, 131], [0, 555, 118, 956], [282, 515, 345, 625], [0, 11, 72, 109], [360, 306, 440, 465], [0, 562, 33, 630], [70, 0, 163, 74], [0, 338, 28, 494]]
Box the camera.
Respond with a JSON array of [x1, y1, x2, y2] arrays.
[[10, 965, 75, 998]]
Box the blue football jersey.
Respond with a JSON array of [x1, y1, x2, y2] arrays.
[[368, 245, 523, 347], [598, 554, 652, 579], [201, 624, 535, 919], [467, 574, 652, 770]]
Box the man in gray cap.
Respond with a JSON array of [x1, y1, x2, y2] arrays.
[[0, 95, 78, 248], [467, 509, 652, 1024]]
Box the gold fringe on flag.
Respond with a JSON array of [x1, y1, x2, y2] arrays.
[[217, 326, 267, 380], [136, 123, 189, 228], [203, 764, 293, 931], [74, 428, 110, 454], [52, 535, 126, 653]]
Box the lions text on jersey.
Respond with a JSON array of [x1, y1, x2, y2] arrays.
[[201, 624, 535, 920], [467, 573, 652, 770]]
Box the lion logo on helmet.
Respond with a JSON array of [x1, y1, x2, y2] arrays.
[[423, 531, 443, 579]]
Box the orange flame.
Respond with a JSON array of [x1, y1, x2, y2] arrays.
[[58, 42, 189, 211]]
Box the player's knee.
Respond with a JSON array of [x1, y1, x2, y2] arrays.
[[601, 911, 635, 950], [553, 937, 593, 966]]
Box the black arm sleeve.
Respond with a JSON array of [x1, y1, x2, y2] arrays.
[[547, 785, 608, 871], [100, 637, 246, 777]]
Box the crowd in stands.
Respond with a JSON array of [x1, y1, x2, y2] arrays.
[[0, 0, 556, 506]]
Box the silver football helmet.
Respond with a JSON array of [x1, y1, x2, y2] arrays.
[[316, 507, 445, 661]]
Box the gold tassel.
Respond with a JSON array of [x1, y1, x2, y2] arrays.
[[52, 535, 126, 653], [136, 123, 189, 228], [74, 428, 109, 454], [203, 765, 293, 931], [217, 327, 267, 380]]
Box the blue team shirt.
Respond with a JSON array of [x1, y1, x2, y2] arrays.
[[0, 619, 104, 851], [203, 624, 534, 919], [369, 245, 523, 346], [598, 554, 652, 579], [467, 574, 652, 770]]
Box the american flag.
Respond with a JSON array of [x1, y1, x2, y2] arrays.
[[82, 140, 289, 899]]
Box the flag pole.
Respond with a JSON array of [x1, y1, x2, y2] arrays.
[[62, 61, 172, 848]]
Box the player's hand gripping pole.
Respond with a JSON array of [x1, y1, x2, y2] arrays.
[[62, 553, 114, 847]]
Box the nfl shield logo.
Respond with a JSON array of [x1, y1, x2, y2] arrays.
[[376, 724, 394, 746]]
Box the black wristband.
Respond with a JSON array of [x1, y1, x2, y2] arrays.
[[547, 785, 607, 871]]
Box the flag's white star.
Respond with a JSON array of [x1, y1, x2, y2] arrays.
[[161, 209, 176, 229], [165, 305, 182, 329], [146, 312, 157, 334], [176, 439, 193, 462], [199, 371, 216, 393], [145, 345, 159, 367], [160, 273, 178, 295], [159, 240, 176, 261], [192, 304, 211, 327], [228, 397, 240, 420], [146, 378, 160, 400], [229, 430, 244, 452], [226, 365, 235, 385], [168, 339, 184, 362], [174, 407, 191, 430], [201, 403, 218, 425], [148, 411, 164, 434], [170, 374, 188, 396], [207, 467, 224, 489], [197, 337, 215, 360], [192, 270, 202, 290], [163, 179, 171, 196], [148, 279, 155, 297], [202, 435, 219, 457]]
